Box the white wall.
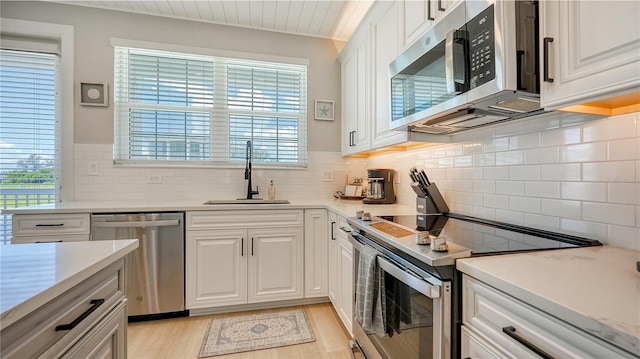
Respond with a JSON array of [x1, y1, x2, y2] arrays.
[[0, 1, 344, 152], [365, 112, 640, 250]]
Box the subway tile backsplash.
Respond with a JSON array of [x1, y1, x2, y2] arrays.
[[73, 112, 640, 250], [366, 112, 640, 251]]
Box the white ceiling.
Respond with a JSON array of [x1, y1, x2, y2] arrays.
[[49, 0, 374, 41]]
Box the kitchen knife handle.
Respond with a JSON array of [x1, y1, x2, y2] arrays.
[[543, 37, 554, 83]]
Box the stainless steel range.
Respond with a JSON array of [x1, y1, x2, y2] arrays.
[[347, 212, 602, 359]]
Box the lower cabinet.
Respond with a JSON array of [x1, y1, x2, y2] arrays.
[[60, 299, 127, 359], [186, 210, 304, 310], [461, 275, 628, 359], [304, 209, 328, 298], [0, 260, 127, 359], [327, 210, 354, 335]]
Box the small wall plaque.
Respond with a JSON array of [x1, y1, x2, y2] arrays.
[[315, 100, 334, 121], [79, 82, 108, 107]]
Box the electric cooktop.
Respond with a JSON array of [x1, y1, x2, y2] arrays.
[[348, 212, 602, 267]]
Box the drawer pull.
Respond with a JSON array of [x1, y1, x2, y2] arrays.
[[502, 326, 555, 359], [339, 226, 351, 233], [55, 299, 105, 331], [35, 223, 65, 227]]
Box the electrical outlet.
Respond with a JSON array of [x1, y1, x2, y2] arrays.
[[148, 175, 162, 184], [88, 162, 98, 176], [322, 171, 334, 182]]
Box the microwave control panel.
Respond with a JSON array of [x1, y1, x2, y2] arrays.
[[466, 5, 495, 89]]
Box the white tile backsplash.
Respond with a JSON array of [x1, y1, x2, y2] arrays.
[[365, 113, 640, 250], [73, 113, 640, 250]]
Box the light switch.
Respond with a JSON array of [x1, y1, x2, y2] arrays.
[[88, 162, 98, 176]]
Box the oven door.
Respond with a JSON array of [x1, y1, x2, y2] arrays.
[[350, 233, 452, 359]]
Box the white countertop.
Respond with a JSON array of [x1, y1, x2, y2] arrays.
[[457, 245, 640, 355], [0, 239, 138, 330], [0, 198, 417, 218]]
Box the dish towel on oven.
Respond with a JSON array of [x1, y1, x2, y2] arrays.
[[354, 245, 386, 336]]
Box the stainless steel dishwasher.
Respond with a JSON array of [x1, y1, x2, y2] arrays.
[[91, 212, 186, 319]]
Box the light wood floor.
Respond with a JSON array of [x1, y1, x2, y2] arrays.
[[128, 303, 352, 359]]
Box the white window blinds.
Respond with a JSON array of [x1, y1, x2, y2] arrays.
[[114, 46, 307, 167], [0, 49, 60, 244]]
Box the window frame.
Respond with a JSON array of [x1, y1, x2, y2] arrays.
[[0, 18, 74, 202], [111, 38, 309, 169]]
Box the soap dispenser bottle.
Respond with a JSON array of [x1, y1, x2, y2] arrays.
[[268, 180, 276, 200]]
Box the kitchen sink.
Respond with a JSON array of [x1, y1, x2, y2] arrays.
[[202, 199, 290, 205]]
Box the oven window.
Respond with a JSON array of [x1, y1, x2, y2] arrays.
[[369, 271, 435, 359]]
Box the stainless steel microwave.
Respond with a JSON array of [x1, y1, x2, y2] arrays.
[[389, 0, 544, 134]]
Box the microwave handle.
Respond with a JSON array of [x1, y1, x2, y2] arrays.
[[445, 29, 468, 95]]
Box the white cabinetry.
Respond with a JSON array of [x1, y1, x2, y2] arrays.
[[341, 30, 371, 155], [327, 211, 354, 334], [185, 210, 304, 310], [540, 1, 640, 111], [461, 275, 628, 359], [399, 0, 462, 50], [11, 213, 90, 243], [340, 1, 450, 156], [1, 260, 127, 358], [304, 209, 328, 298]]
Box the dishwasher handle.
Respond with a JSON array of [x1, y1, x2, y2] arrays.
[[92, 219, 180, 228]]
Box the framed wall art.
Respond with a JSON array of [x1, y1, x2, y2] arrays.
[[79, 82, 108, 107], [315, 100, 334, 121]]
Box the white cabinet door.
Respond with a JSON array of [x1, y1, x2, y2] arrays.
[[247, 227, 304, 303], [304, 209, 328, 298], [337, 234, 354, 334], [371, 1, 407, 148], [186, 229, 247, 309], [327, 212, 339, 305], [400, 0, 460, 50], [540, 1, 640, 110], [341, 31, 371, 155]]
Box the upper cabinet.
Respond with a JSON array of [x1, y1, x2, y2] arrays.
[[371, 1, 406, 148], [400, 0, 462, 50], [341, 30, 371, 155], [540, 1, 640, 114], [340, 1, 449, 156]]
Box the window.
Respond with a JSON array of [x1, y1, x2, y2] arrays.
[[0, 49, 60, 244], [114, 46, 308, 167]]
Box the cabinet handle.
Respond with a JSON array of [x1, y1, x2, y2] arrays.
[[251, 238, 254, 256], [543, 37, 554, 83], [427, 0, 435, 20], [35, 240, 63, 243], [502, 326, 555, 359], [35, 223, 64, 227], [55, 299, 105, 331], [241, 238, 244, 256], [331, 221, 336, 240], [438, 0, 445, 11]]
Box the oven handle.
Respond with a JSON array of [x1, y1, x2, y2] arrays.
[[377, 256, 441, 298]]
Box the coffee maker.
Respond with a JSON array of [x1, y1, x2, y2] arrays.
[[363, 169, 396, 204]]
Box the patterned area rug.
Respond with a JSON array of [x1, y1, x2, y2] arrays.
[[199, 309, 316, 357]]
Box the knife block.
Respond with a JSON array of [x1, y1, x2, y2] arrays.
[[414, 183, 449, 214]]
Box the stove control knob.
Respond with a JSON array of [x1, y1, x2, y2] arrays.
[[431, 236, 448, 252], [416, 232, 430, 245]]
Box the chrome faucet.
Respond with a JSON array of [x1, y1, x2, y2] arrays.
[[244, 140, 259, 199]]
